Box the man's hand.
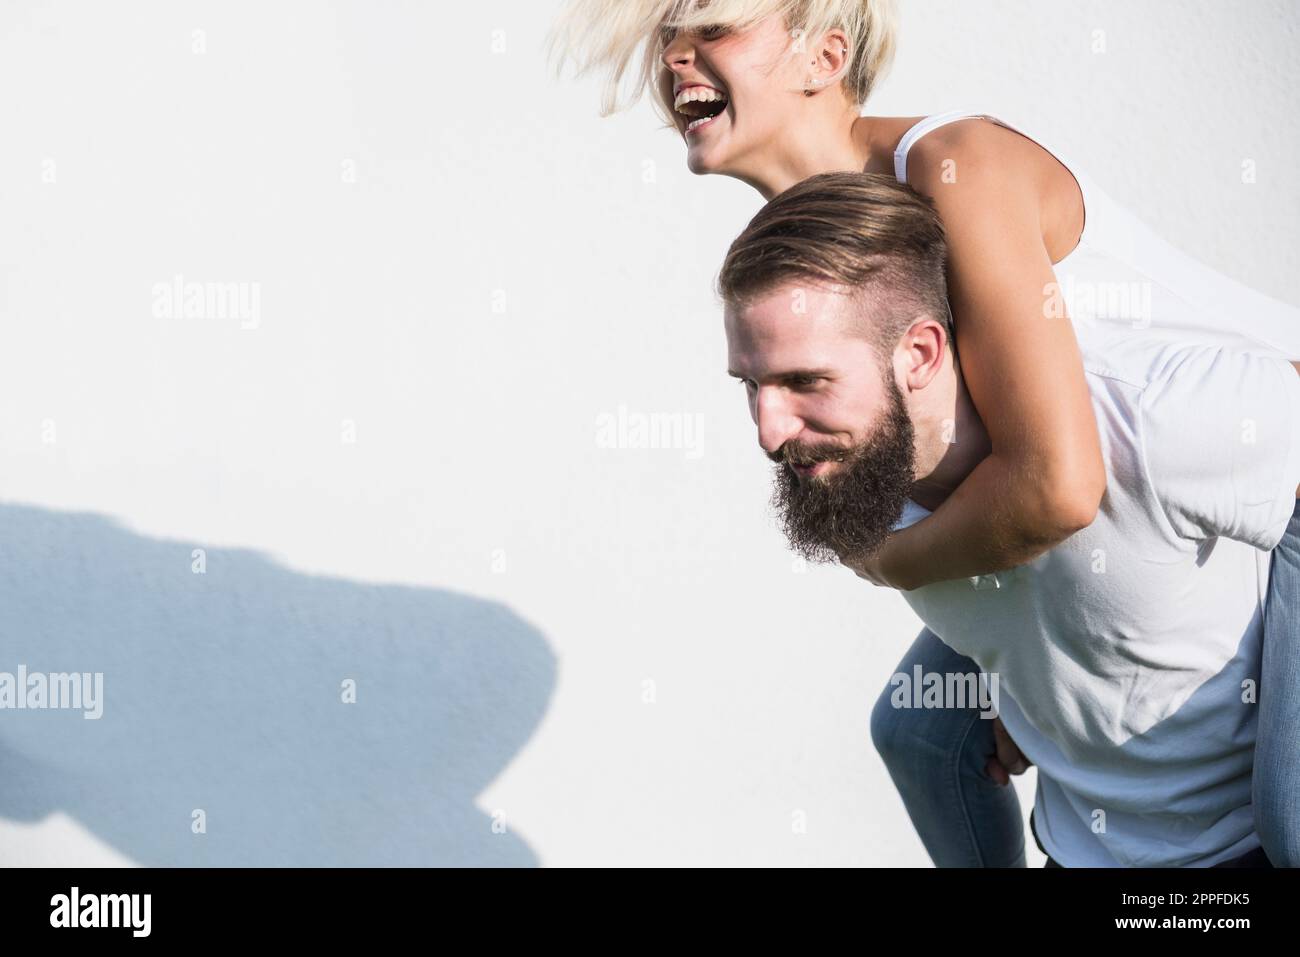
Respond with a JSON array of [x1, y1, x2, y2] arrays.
[[985, 715, 1032, 786]]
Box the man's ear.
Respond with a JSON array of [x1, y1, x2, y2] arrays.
[[898, 317, 948, 390]]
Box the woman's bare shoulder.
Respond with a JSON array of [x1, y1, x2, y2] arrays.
[[900, 117, 1047, 186], [860, 113, 1036, 184], [892, 117, 1083, 264]]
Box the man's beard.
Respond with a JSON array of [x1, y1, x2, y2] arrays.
[[769, 377, 917, 566]]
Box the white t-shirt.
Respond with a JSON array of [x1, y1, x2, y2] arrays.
[[891, 324, 1300, 866]]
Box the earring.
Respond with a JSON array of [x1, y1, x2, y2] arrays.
[[803, 77, 824, 96]]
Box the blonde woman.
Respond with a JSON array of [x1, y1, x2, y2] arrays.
[[549, 0, 1300, 867]]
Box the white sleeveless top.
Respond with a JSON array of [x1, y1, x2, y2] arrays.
[[893, 108, 1300, 359], [890, 109, 1300, 866]]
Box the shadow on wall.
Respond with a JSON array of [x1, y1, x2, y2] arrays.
[[0, 502, 556, 866]]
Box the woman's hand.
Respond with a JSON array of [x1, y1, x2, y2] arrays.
[[838, 539, 905, 589], [836, 523, 933, 591]]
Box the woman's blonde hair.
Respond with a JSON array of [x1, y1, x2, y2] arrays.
[[546, 0, 898, 127]]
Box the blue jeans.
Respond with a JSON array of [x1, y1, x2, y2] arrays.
[[870, 499, 1300, 868], [869, 625, 1026, 867], [1255, 499, 1300, 866]]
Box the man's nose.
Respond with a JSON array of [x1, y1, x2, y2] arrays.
[[755, 390, 802, 457]]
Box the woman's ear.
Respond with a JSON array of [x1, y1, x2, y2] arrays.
[[806, 28, 850, 88]]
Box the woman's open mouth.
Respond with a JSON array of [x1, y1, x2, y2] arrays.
[[685, 110, 725, 135], [674, 85, 728, 136]]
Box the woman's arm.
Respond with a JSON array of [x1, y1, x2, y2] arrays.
[[864, 119, 1107, 591]]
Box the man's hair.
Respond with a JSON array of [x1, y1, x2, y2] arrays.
[[716, 170, 954, 362], [547, 0, 899, 125]]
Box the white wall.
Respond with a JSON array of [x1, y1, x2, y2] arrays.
[[0, 0, 1295, 866]]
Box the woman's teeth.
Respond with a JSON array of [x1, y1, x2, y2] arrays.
[[673, 86, 727, 111]]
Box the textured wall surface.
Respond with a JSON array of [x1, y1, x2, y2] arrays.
[[0, 0, 1295, 866]]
